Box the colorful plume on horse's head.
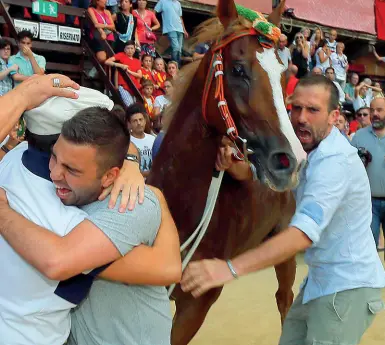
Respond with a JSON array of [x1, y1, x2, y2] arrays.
[[235, 4, 281, 46]]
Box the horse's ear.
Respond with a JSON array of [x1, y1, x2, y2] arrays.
[[268, 0, 286, 27], [217, 0, 238, 29]]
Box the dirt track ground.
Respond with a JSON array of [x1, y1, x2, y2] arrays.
[[187, 253, 385, 345]]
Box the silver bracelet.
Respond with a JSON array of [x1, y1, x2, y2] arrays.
[[226, 260, 239, 279]]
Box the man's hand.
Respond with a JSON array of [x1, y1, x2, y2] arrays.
[[16, 74, 80, 111], [22, 46, 33, 58], [99, 161, 145, 212], [184, 30, 189, 39], [180, 259, 234, 298]]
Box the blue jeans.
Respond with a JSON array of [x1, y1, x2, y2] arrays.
[[371, 198, 385, 247], [167, 31, 184, 67]]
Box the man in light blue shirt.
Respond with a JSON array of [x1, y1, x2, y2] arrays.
[[154, 0, 188, 67], [181, 75, 385, 345], [8, 30, 46, 87]]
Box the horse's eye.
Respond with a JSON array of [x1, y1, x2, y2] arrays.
[[232, 64, 246, 77]]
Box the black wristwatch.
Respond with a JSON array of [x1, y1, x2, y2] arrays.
[[125, 154, 139, 164]]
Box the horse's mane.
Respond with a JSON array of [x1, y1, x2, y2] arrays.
[[163, 15, 253, 130]]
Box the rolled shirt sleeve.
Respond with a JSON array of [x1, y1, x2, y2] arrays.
[[290, 154, 349, 244], [154, 0, 162, 12]]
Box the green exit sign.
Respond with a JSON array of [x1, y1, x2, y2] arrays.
[[32, 0, 58, 18]]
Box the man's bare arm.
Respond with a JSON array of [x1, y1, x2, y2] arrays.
[[0, 197, 121, 281]]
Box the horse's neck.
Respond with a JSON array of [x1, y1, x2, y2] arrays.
[[149, 81, 218, 233]]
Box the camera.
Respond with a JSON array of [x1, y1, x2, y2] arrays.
[[357, 147, 372, 168]]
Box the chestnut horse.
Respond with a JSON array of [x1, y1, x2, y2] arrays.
[[147, 1, 307, 344]]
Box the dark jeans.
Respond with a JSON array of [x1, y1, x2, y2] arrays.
[[371, 197, 385, 247], [65, 0, 89, 26], [167, 31, 183, 67]]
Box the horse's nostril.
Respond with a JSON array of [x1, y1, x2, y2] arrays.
[[270, 152, 292, 171]]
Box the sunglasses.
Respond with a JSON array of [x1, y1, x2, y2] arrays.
[[357, 113, 369, 117]]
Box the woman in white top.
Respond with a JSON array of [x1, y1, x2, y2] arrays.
[[331, 42, 349, 89], [153, 78, 174, 118], [315, 39, 331, 73]]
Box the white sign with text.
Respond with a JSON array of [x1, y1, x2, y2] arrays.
[[39, 23, 58, 41], [58, 26, 81, 44], [13, 19, 39, 38]]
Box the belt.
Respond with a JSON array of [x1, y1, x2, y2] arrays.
[[372, 196, 385, 201]]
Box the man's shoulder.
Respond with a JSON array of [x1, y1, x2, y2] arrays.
[[353, 126, 373, 141], [84, 186, 159, 216], [144, 133, 156, 142]]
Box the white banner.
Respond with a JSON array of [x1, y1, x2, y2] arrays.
[[58, 26, 81, 44], [39, 23, 58, 41], [13, 19, 39, 39]]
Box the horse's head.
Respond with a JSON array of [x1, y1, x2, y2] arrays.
[[203, 0, 306, 191]]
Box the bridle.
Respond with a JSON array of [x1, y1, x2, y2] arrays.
[[201, 27, 276, 161]]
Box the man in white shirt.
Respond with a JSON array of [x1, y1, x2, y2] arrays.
[[326, 29, 338, 53], [127, 103, 156, 177], [325, 67, 345, 103], [277, 34, 291, 70]]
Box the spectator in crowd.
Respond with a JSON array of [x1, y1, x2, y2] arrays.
[[334, 112, 350, 140], [153, 77, 173, 118], [192, 41, 211, 62], [0, 38, 17, 96], [291, 32, 309, 78], [309, 26, 324, 63], [277, 34, 291, 70], [326, 29, 338, 53], [325, 67, 345, 103], [155, 0, 188, 68], [354, 82, 371, 112], [105, 40, 142, 106], [355, 107, 372, 129], [87, 0, 115, 65], [285, 65, 298, 112], [141, 54, 155, 82], [352, 97, 385, 251], [133, 0, 161, 58], [65, 0, 89, 26], [114, 0, 139, 54], [127, 103, 155, 177], [363, 78, 375, 105], [167, 60, 179, 80], [8, 30, 46, 86], [331, 42, 348, 89], [152, 57, 167, 97], [311, 66, 323, 75], [344, 73, 359, 104], [315, 39, 331, 73], [373, 82, 384, 98], [141, 78, 155, 119]]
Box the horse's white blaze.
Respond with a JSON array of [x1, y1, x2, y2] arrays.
[[256, 48, 307, 165]]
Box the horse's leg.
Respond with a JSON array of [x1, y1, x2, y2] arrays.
[[171, 286, 223, 345], [274, 255, 296, 326]]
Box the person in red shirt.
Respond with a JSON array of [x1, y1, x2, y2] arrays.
[[141, 79, 156, 119], [141, 54, 156, 83], [285, 65, 299, 112], [152, 57, 167, 97], [105, 40, 143, 106]]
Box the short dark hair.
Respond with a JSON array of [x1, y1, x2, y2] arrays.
[[141, 78, 154, 88], [325, 67, 335, 74], [61, 106, 130, 175], [296, 75, 339, 112], [17, 30, 34, 42], [318, 39, 327, 49], [0, 38, 12, 50], [141, 54, 153, 62], [355, 107, 370, 116], [126, 103, 147, 122], [124, 40, 136, 48]]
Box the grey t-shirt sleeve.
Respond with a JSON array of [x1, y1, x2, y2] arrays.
[[83, 187, 161, 256]]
